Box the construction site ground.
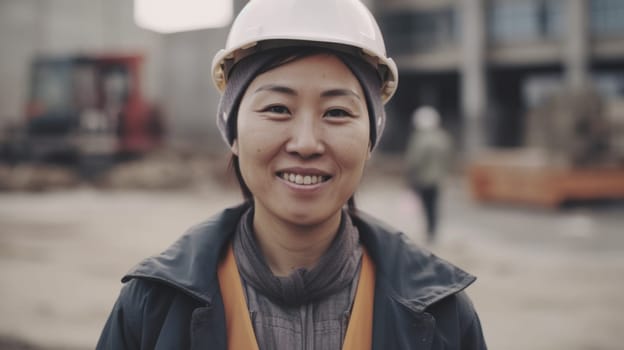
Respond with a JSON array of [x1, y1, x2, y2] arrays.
[[0, 157, 623, 350]]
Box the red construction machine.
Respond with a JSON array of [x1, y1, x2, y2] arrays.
[[2, 53, 164, 174]]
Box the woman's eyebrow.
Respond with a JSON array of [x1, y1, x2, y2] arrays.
[[321, 89, 361, 100], [254, 84, 297, 95], [254, 85, 361, 100]]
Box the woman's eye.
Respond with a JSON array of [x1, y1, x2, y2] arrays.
[[325, 109, 351, 118], [262, 105, 290, 114]]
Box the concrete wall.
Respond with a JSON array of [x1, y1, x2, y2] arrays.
[[380, 0, 454, 11], [161, 29, 230, 151], [159, 0, 248, 151]]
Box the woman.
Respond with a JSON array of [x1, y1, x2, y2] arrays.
[[97, 0, 486, 349]]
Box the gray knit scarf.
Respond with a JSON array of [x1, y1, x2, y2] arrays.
[[232, 208, 362, 307]]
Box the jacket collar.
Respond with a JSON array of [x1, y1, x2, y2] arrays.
[[123, 203, 475, 311], [122, 203, 250, 305], [352, 210, 476, 312]]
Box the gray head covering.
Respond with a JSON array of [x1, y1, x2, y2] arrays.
[[216, 47, 386, 150]]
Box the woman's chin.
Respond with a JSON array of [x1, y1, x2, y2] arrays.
[[276, 206, 340, 230]]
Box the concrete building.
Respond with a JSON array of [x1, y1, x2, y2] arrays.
[[0, 0, 246, 152], [0, 0, 164, 129], [375, 0, 624, 156]]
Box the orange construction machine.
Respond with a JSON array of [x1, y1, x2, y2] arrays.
[[468, 89, 624, 208]]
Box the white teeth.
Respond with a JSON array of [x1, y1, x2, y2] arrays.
[[280, 172, 327, 185]]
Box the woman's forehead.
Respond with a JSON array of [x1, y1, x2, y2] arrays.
[[247, 54, 364, 96]]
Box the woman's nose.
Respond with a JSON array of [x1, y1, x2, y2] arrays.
[[285, 116, 325, 158]]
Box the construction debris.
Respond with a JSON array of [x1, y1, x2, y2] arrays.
[[0, 164, 80, 192]]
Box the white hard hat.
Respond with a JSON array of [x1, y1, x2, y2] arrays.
[[412, 106, 440, 130], [211, 0, 398, 103]]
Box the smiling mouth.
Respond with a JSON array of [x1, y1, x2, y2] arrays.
[[277, 172, 331, 185]]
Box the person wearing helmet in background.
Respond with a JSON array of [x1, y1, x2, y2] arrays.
[[97, 0, 486, 349], [405, 106, 453, 243]]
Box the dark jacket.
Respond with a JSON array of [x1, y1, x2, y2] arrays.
[[97, 203, 486, 349]]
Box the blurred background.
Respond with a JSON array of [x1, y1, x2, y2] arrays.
[[0, 0, 623, 349]]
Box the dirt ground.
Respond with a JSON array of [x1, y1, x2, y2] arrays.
[[0, 163, 623, 349]]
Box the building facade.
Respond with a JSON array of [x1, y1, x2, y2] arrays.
[[374, 0, 624, 155]]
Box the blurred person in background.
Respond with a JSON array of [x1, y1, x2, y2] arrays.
[[405, 106, 453, 243], [97, 0, 485, 349]]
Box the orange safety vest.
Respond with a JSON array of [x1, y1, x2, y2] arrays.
[[217, 244, 376, 350]]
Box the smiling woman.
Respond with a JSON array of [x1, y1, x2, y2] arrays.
[[97, 0, 487, 349], [234, 53, 371, 234], [134, 0, 233, 33]]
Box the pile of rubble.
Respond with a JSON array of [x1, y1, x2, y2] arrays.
[[98, 151, 235, 190], [0, 150, 237, 192], [0, 164, 80, 191]]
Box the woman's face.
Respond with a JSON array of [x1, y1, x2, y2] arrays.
[[233, 54, 371, 228]]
